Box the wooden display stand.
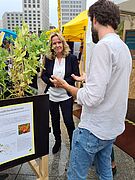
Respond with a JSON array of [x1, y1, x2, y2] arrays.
[[129, 60, 135, 99], [29, 155, 48, 180], [126, 60, 135, 122]]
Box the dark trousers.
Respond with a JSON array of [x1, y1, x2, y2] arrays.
[[111, 147, 115, 162], [49, 97, 75, 143]]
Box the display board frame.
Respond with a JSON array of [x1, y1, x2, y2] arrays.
[[0, 94, 49, 172]]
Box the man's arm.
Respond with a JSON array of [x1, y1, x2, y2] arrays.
[[50, 76, 78, 98]]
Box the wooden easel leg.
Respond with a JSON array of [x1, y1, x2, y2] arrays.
[[28, 160, 40, 178], [29, 155, 48, 180], [39, 155, 48, 180]]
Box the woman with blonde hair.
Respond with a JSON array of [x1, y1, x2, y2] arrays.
[[41, 32, 80, 154]]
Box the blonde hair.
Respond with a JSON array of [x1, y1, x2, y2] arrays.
[[46, 32, 70, 60]]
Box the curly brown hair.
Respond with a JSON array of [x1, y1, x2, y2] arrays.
[[88, 0, 120, 30], [46, 32, 70, 60]]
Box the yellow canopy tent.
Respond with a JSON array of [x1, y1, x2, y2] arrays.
[[46, 10, 88, 42], [62, 10, 89, 74], [0, 32, 5, 46], [45, 28, 59, 36], [62, 10, 88, 42]]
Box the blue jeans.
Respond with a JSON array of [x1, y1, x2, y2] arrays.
[[67, 128, 115, 180]]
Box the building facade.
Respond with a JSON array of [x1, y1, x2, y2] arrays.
[[2, 12, 23, 31], [0, 20, 3, 28], [61, 0, 86, 25], [23, 0, 49, 33]]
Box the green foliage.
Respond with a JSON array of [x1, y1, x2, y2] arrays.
[[117, 21, 124, 39], [0, 47, 11, 99], [0, 22, 49, 99]]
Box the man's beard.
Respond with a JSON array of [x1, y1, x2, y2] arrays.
[[91, 26, 99, 44]]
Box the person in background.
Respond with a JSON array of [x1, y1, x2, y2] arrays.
[[50, 0, 132, 179], [78, 44, 83, 64], [41, 32, 80, 154], [111, 148, 117, 175], [2, 39, 11, 52]]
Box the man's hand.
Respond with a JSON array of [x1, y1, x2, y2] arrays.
[[50, 75, 78, 98], [71, 73, 86, 82], [50, 75, 69, 89]]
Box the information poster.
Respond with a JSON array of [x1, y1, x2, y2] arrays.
[[0, 102, 35, 165]]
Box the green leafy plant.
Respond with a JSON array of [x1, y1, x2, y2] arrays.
[[117, 21, 124, 39], [0, 22, 49, 99], [0, 47, 11, 99]]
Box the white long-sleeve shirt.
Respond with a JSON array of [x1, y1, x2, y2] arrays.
[[77, 33, 132, 140]]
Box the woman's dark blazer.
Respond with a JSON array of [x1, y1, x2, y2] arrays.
[[41, 54, 80, 96]]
